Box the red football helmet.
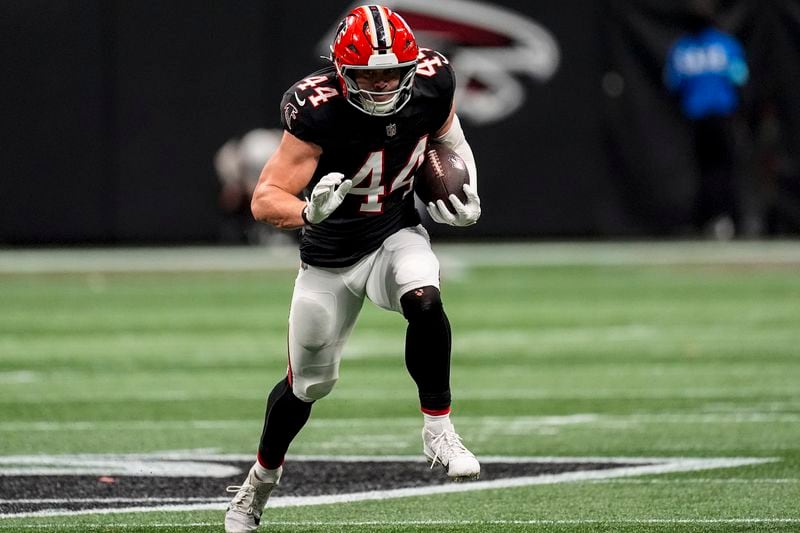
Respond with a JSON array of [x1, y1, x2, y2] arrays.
[[330, 5, 419, 116]]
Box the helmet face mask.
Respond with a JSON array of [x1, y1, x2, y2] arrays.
[[338, 62, 417, 116], [330, 5, 419, 116]]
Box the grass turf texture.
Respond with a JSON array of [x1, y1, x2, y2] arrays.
[[1, 242, 799, 532]]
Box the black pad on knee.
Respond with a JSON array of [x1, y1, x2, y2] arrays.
[[401, 286, 442, 322]]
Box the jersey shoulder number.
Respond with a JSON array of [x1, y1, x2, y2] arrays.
[[416, 48, 450, 78], [295, 74, 340, 108], [280, 68, 341, 142]]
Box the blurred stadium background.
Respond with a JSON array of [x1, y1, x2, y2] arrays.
[[2, 0, 800, 244], [2, 1, 800, 531]]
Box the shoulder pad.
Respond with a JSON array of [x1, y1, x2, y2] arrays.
[[280, 68, 341, 144], [416, 48, 454, 81], [413, 48, 456, 106]]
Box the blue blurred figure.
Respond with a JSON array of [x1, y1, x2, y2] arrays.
[[663, 0, 753, 238], [664, 27, 748, 119]]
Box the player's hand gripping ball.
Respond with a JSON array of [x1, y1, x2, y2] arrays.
[[415, 143, 468, 205], [416, 143, 480, 227]]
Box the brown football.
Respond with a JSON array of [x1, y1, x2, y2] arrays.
[[414, 143, 469, 207]]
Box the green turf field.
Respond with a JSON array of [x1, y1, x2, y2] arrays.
[[1, 242, 799, 532]]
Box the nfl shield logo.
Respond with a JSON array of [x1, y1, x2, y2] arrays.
[[386, 123, 397, 137]]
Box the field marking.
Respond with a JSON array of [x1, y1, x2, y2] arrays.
[[2, 241, 800, 274], [0, 452, 691, 476], [3, 451, 767, 465], [0, 498, 228, 504], [8, 475, 795, 503], [2, 518, 800, 528], [0, 372, 37, 384], [0, 456, 241, 477], [7, 386, 800, 403], [588, 478, 799, 484], [5, 478, 797, 504], [3, 412, 800, 434], [0, 454, 775, 519]]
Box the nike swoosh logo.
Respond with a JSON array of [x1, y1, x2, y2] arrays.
[[294, 92, 306, 106]]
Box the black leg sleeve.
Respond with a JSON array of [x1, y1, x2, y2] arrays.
[[257, 377, 313, 469], [401, 286, 452, 411]]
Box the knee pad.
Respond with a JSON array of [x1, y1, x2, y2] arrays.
[[291, 294, 335, 351], [292, 374, 338, 402], [400, 286, 443, 322]]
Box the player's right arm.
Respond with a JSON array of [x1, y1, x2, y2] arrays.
[[251, 131, 320, 230]]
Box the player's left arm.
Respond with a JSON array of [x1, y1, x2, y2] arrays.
[[428, 104, 481, 226], [434, 104, 477, 190]]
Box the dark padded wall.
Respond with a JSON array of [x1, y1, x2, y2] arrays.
[[2, 0, 798, 243], [1, 1, 112, 242]]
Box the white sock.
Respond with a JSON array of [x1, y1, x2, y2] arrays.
[[423, 412, 453, 433], [253, 461, 281, 482]]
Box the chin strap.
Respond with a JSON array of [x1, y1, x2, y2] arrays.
[[433, 114, 477, 191], [361, 96, 396, 114]]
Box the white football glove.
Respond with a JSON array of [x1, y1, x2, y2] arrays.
[[426, 184, 481, 227], [304, 172, 353, 224]]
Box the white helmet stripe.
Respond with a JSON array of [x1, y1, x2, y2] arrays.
[[362, 5, 379, 49], [376, 6, 392, 47]]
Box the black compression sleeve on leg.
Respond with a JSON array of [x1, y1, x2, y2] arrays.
[[257, 377, 313, 469], [401, 286, 452, 411]]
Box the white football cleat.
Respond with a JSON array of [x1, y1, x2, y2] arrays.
[[224, 464, 282, 533], [423, 424, 480, 480]]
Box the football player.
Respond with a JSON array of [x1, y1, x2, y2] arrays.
[[225, 5, 481, 532]]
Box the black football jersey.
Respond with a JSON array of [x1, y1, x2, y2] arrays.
[[280, 48, 455, 267]]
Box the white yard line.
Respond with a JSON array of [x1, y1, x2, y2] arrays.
[[7, 386, 800, 403], [331, 387, 800, 400], [588, 478, 799, 484], [435, 241, 800, 267], [0, 372, 37, 384], [1, 242, 799, 274], [3, 452, 765, 465], [0, 247, 301, 274], [0, 498, 228, 504], [2, 518, 800, 528], [2, 412, 799, 433]]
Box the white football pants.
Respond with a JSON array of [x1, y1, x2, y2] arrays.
[[287, 225, 440, 402]]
